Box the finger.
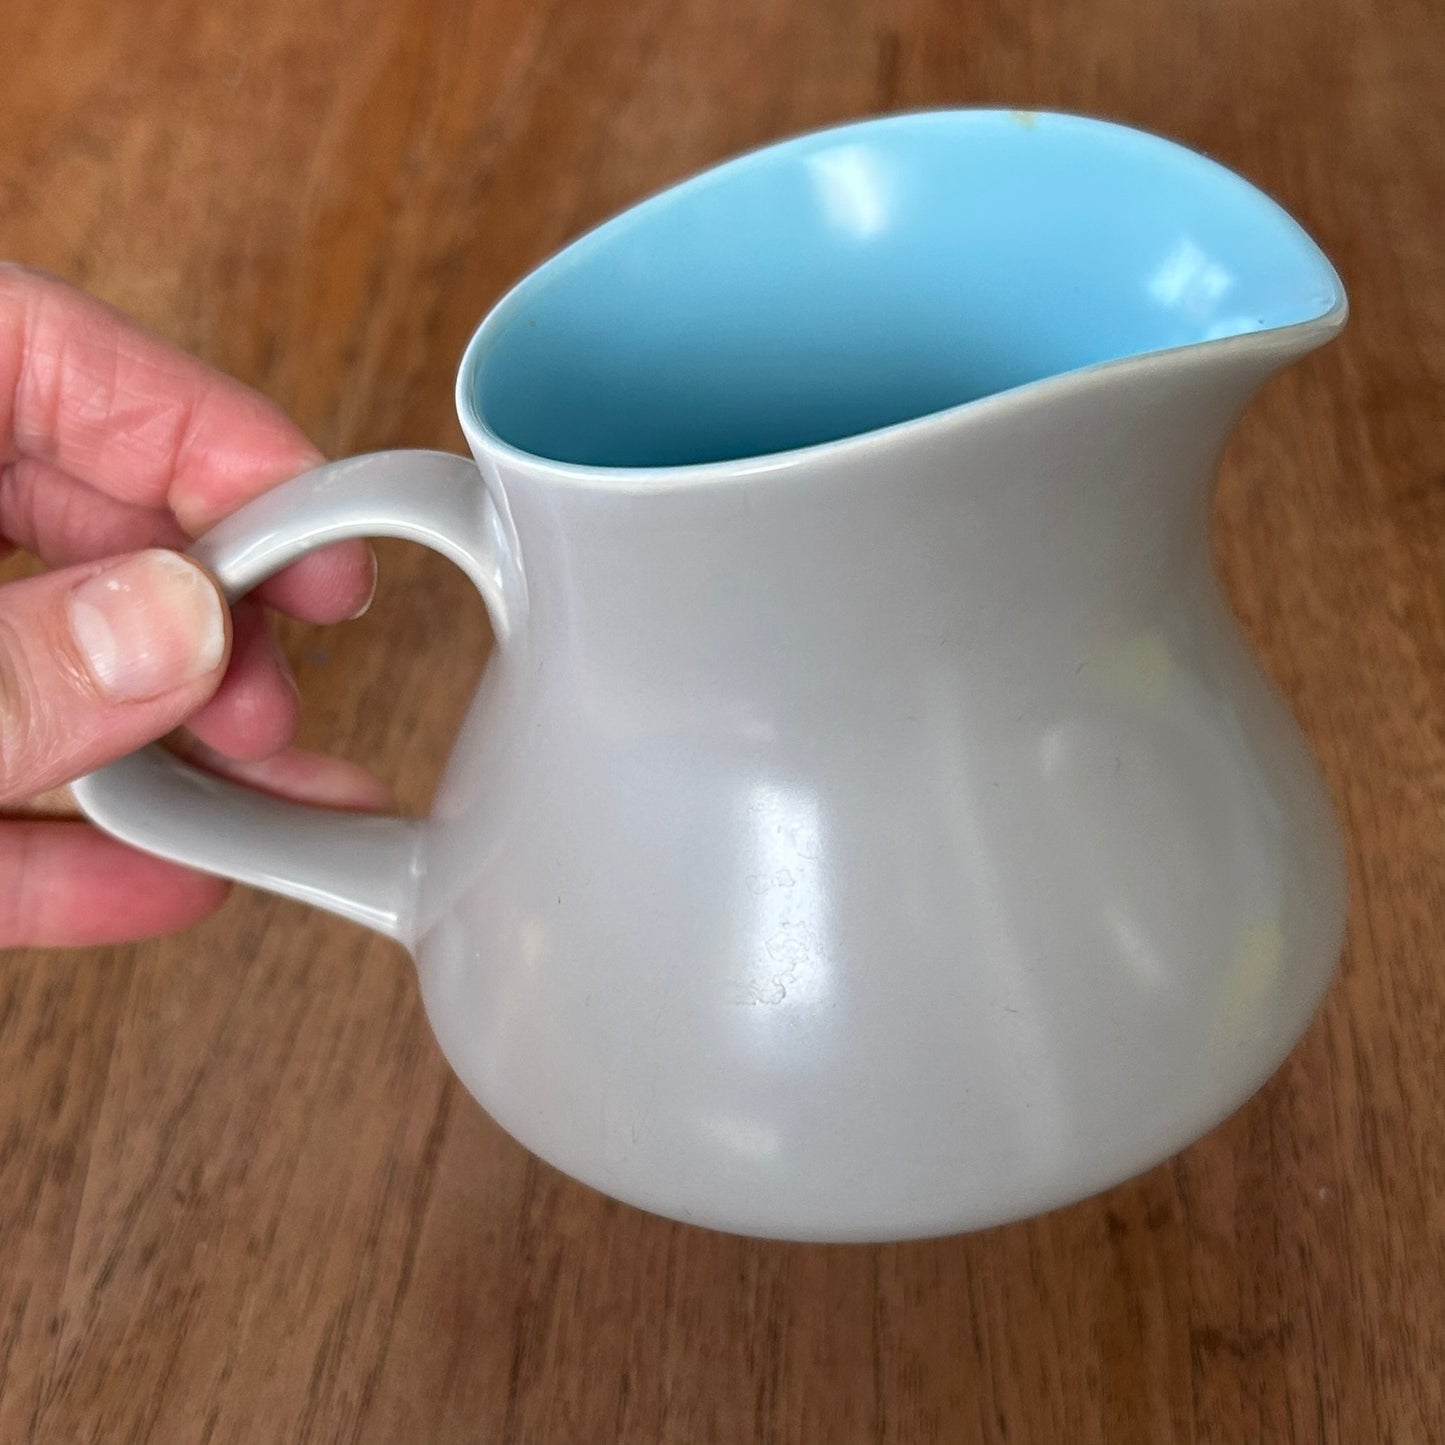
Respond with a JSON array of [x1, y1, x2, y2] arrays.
[[182, 603, 299, 762], [1, 456, 377, 625], [178, 738, 394, 811], [1, 456, 188, 562], [0, 265, 317, 525], [0, 506, 358, 764], [0, 821, 228, 947], [0, 550, 229, 803], [252, 540, 377, 624], [0, 267, 376, 619]]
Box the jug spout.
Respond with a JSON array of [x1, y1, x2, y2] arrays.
[[1190, 279, 1347, 386]]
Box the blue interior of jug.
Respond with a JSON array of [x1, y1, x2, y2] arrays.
[[464, 110, 1344, 470]]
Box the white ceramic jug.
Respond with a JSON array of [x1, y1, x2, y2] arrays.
[[74, 111, 1348, 1241]]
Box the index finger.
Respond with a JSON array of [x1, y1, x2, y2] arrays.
[[0, 265, 314, 530], [0, 264, 375, 620]]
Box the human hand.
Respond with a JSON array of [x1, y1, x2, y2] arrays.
[[0, 265, 389, 948]]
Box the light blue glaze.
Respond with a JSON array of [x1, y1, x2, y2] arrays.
[[469, 110, 1344, 470]]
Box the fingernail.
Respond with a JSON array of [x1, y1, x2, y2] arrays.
[[69, 551, 227, 700], [347, 544, 380, 621]]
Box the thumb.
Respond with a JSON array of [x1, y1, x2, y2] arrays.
[[0, 550, 230, 804]]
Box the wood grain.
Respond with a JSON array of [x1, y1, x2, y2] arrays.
[[1, 0, 1443, 1439]]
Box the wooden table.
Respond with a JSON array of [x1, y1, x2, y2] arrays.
[[2, 0, 1442, 1438]]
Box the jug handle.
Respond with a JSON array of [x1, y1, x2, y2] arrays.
[[70, 449, 519, 949]]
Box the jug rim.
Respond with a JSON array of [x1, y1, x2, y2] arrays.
[[456, 108, 1348, 489]]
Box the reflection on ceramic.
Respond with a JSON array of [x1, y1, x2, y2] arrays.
[[72, 111, 1348, 1242]]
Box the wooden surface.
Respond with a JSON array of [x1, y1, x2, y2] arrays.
[[1, 0, 1443, 1439]]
